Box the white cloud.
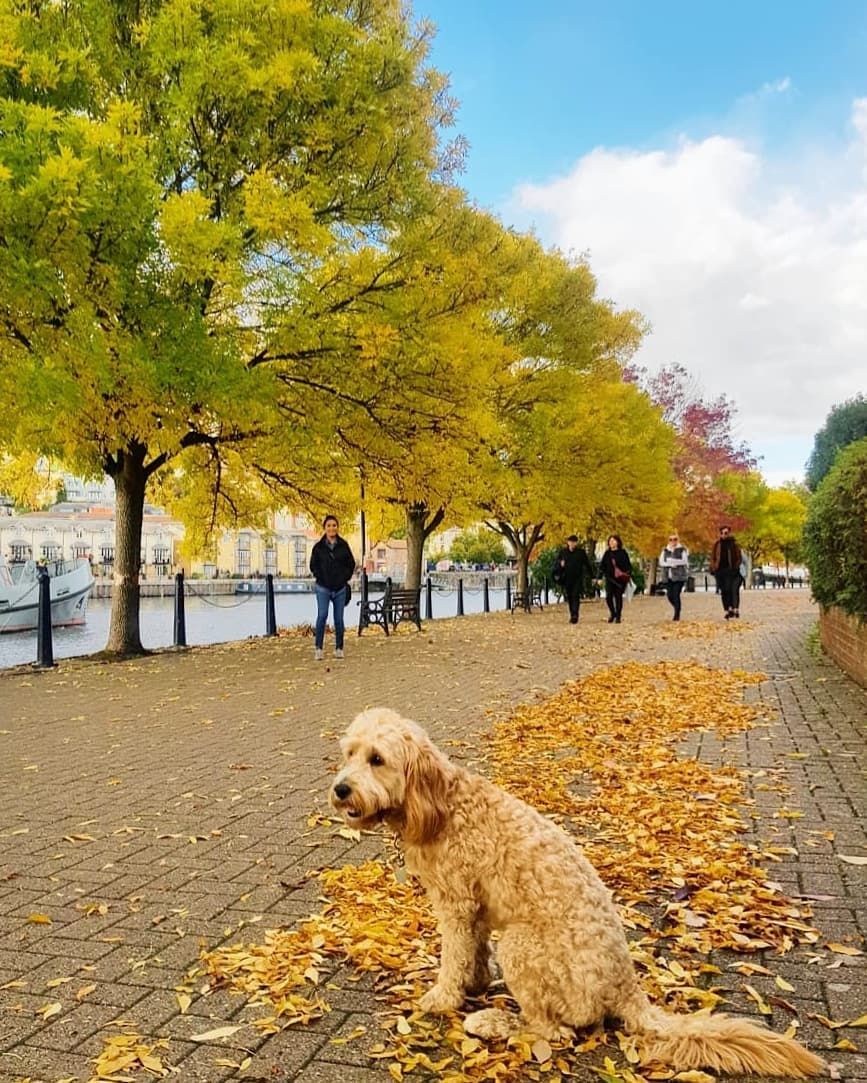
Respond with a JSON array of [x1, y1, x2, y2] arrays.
[[750, 76, 792, 99], [514, 99, 867, 480]]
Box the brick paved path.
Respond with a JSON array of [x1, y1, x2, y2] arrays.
[[1, 591, 865, 1082]]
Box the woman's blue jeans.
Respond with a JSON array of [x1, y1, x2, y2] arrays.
[[315, 584, 346, 649]]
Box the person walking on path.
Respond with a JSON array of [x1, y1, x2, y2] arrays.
[[659, 531, 690, 622], [310, 515, 356, 659], [599, 534, 632, 624], [553, 535, 592, 623], [709, 524, 742, 619]]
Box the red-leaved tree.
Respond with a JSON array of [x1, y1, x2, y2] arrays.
[[625, 364, 755, 552]]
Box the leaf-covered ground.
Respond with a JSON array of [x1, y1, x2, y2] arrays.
[[197, 660, 841, 1082]]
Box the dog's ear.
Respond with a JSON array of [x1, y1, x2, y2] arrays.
[[402, 730, 451, 846]]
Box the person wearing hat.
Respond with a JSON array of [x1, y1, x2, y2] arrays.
[[552, 535, 592, 624]]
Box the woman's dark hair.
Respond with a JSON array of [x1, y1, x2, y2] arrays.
[[607, 534, 622, 548], [323, 514, 339, 527]]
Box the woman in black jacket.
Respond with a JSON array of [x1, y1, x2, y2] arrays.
[[598, 534, 632, 624], [310, 515, 356, 660]]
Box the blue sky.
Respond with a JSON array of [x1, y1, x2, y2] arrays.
[[416, 1, 867, 483]]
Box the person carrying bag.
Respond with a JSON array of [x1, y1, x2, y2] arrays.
[[598, 534, 632, 624]]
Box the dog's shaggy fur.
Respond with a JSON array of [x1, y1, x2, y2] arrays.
[[330, 708, 825, 1077]]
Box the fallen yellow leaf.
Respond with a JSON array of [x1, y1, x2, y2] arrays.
[[827, 943, 863, 956]]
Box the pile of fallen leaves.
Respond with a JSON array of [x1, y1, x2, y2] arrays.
[[201, 661, 826, 1082], [89, 1033, 169, 1080], [487, 661, 819, 958]]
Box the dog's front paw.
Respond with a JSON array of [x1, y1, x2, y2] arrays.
[[419, 983, 463, 1014]]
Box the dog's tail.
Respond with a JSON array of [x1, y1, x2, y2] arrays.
[[619, 988, 825, 1078]]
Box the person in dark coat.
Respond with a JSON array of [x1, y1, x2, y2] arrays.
[[709, 525, 743, 619], [598, 534, 632, 624], [553, 535, 592, 623], [310, 515, 356, 659]]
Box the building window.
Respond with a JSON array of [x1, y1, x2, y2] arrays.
[[99, 545, 115, 570], [153, 546, 170, 574], [73, 545, 90, 561], [10, 543, 31, 563], [236, 533, 251, 576], [294, 537, 307, 577], [40, 543, 62, 562], [264, 546, 277, 574]]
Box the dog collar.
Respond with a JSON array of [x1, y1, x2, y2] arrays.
[[384, 827, 408, 884]]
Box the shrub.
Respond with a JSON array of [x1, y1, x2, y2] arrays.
[[448, 528, 506, 567], [530, 546, 562, 594], [802, 437, 867, 620]]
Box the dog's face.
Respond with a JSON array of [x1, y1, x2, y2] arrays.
[[330, 708, 451, 845]]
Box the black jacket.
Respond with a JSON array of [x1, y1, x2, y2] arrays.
[[599, 547, 632, 585], [554, 545, 592, 589], [310, 535, 356, 590]]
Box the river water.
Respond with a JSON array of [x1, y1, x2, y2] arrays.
[[0, 585, 511, 670]]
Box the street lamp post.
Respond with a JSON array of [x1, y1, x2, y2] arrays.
[[360, 478, 368, 603]]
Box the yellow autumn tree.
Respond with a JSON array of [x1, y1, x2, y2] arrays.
[[0, 0, 457, 654]]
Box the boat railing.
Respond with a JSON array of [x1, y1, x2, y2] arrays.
[[7, 558, 90, 584]]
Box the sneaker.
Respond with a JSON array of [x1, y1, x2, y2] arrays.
[[314, 648, 323, 661], [733, 609, 740, 619], [334, 648, 344, 659]]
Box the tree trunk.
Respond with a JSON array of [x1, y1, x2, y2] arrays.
[[105, 444, 147, 655], [404, 506, 426, 591], [515, 544, 530, 595], [487, 520, 543, 598], [404, 503, 445, 591]]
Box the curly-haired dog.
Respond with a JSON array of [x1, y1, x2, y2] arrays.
[[330, 707, 824, 1077]]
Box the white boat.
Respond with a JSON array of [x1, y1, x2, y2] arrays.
[[0, 558, 93, 634]]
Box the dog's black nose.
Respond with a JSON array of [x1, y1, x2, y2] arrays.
[[333, 782, 352, 800]]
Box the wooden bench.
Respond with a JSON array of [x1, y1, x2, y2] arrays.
[[358, 578, 422, 635], [510, 586, 544, 613]]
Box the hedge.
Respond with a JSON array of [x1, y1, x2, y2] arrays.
[[802, 437, 867, 621]]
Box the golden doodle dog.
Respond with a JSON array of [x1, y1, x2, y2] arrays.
[[330, 708, 825, 1077]]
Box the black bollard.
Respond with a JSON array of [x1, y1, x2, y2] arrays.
[[265, 573, 277, 636], [543, 577, 550, 605], [34, 565, 55, 669], [483, 578, 490, 613], [457, 578, 464, 616], [505, 577, 512, 610], [425, 576, 433, 621], [173, 571, 187, 647]]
